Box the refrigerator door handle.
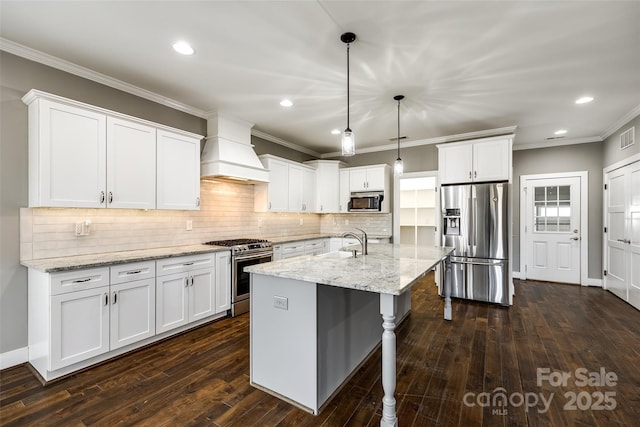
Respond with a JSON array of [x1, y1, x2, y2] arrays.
[[450, 257, 506, 266]]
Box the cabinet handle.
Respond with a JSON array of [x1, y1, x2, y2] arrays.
[[72, 278, 91, 283], [108, 191, 113, 204], [125, 270, 142, 275], [196, 197, 200, 207], [184, 277, 189, 287], [113, 291, 117, 304], [469, 171, 472, 179], [183, 262, 194, 266], [104, 293, 109, 306], [474, 171, 477, 179], [100, 191, 105, 204], [268, 202, 272, 210], [191, 277, 194, 286]]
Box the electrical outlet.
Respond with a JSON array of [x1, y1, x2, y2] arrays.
[[273, 296, 288, 310], [186, 220, 193, 231], [75, 222, 82, 236]]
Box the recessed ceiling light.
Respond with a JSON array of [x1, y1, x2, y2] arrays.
[[331, 129, 341, 135], [554, 129, 568, 135], [575, 96, 594, 104], [280, 99, 293, 107], [172, 41, 194, 55]]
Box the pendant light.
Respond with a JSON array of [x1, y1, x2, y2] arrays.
[[393, 95, 405, 176], [341, 32, 356, 156]]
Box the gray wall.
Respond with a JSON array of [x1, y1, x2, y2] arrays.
[[252, 136, 316, 163], [328, 143, 439, 173], [512, 143, 604, 278], [0, 51, 313, 356]]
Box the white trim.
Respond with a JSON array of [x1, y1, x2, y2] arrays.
[[512, 271, 522, 280], [0, 347, 28, 370], [603, 151, 640, 174], [512, 136, 603, 151], [601, 104, 640, 140], [1, 38, 208, 119], [251, 129, 322, 158], [585, 278, 603, 287], [519, 171, 589, 286]]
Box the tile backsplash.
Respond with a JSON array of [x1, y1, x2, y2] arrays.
[[20, 180, 392, 260]]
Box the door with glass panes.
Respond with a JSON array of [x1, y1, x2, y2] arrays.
[[525, 177, 581, 283]]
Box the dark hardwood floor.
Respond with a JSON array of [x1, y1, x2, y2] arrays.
[[2, 273, 640, 426]]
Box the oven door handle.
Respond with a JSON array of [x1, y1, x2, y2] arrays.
[[234, 252, 273, 262]]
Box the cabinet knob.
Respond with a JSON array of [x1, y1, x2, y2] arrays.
[[100, 191, 105, 204], [469, 171, 472, 179], [196, 197, 200, 207], [108, 191, 113, 204], [474, 171, 477, 179]]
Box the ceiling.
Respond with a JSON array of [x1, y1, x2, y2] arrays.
[[1, 1, 639, 156]]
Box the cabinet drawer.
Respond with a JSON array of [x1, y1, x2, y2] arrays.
[[50, 267, 110, 296], [156, 253, 215, 277], [282, 242, 305, 256], [304, 239, 323, 250], [110, 261, 155, 285]]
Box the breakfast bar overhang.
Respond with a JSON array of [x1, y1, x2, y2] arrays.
[[246, 244, 454, 426]]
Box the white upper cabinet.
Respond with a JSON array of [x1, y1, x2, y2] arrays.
[[305, 160, 342, 213], [301, 166, 316, 212], [23, 90, 203, 210], [348, 165, 390, 192], [255, 155, 289, 212], [437, 137, 512, 184], [339, 169, 350, 212], [288, 163, 303, 211], [156, 129, 201, 210], [27, 98, 107, 208], [106, 117, 156, 209]]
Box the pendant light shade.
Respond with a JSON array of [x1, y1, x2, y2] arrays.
[[394, 95, 405, 176], [341, 32, 357, 157]]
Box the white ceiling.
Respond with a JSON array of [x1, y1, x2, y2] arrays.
[[1, 1, 639, 156]]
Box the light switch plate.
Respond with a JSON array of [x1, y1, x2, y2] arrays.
[[273, 295, 288, 310]]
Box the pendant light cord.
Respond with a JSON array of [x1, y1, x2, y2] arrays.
[[346, 43, 350, 130], [397, 98, 401, 159]]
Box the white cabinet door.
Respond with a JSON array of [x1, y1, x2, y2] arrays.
[[473, 139, 511, 182], [339, 170, 350, 212], [157, 130, 201, 210], [365, 166, 387, 191], [156, 272, 189, 333], [215, 251, 231, 313], [272, 245, 283, 261], [189, 268, 216, 322], [288, 164, 303, 212], [110, 278, 155, 350], [349, 169, 368, 192], [302, 167, 316, 212], [259, 157, 289, 212], [315, 165, 339, 213], [33, 99, 107, 208], [106, 117, 156, 209], [50, 286, 109, 370], [438, 144, 473, 184]]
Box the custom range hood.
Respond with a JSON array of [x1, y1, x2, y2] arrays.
[[200, 112, 269, 183]]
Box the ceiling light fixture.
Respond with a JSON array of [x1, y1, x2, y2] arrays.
[[340, 32, 357, 157], [554, 129, 568, 135], [575, 96, 594, 104], [394, 95, 405, 176], [280, 99, 293, 107], [331, 129, 341, 135], [172, 41, 194, 55]]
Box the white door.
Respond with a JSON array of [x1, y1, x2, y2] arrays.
[[156, 273, 189, 333], [156, 130, 200, 210], [110, 279, 155, 350], [189, 268, 216, 321], [50, 287, 109, 370], [525, 176, 581, 283], [106, 117, 156, 209], [605, 161, 640, 309]]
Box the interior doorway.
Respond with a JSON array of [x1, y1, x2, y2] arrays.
[[520, 172, 588, 285], [393, 171, 438, 246]]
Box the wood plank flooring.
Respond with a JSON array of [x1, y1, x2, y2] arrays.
[[2, 273, 640, 426]]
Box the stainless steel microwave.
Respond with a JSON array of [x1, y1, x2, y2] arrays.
[[348, 191, 384, 212]]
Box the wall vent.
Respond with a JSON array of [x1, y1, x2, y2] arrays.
[[620, 127, 635, 150]]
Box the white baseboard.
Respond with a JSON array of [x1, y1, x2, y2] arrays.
[[0, 347, 28, 370], [584, 278, 603, 287], [512, 271, 522, 279]]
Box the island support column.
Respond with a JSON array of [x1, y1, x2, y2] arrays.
[[444, 256, 452, 321], [380, 293, 398, 427]]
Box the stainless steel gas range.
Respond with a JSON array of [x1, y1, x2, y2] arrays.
[[204, 238, 272, 316]]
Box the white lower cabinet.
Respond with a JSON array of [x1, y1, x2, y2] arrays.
[[279, 238, 329, 259], [28, 251, 229, 382]]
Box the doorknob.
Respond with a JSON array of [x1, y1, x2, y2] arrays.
[[570, 236, 580, 241]]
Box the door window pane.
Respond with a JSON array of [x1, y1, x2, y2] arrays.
[[534, 185, 571, 232]]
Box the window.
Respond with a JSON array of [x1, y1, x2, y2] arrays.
[[534, 185, 571, 232]]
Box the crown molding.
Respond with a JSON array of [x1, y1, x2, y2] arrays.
[[251, 129, 322, 158], [512, 136, 602, 151], [319, 126, 518, 158], [0, 37, 208, 119], [601, 103, 640, 140]]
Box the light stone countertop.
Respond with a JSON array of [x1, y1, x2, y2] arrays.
[[21, 244, 229, 273], [245, 244, 454, 295], [267, 233, 392, 244]]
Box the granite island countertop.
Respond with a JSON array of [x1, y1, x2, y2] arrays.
[[21, 244, 229, 273], [245, 244, 453, 295], [266, 233, 392, 244]]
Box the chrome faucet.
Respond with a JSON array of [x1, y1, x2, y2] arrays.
[[342, 228, 368, 255]]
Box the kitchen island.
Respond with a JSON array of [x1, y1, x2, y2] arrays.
[[246, 244, 453, 427]]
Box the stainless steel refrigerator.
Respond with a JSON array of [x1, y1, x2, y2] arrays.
[[441, 182, 509, 305]]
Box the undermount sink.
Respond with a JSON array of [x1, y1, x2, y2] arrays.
[[317, 250, 354, 259]]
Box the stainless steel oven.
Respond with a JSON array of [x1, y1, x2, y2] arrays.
[[204, 238, 272, 317]]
